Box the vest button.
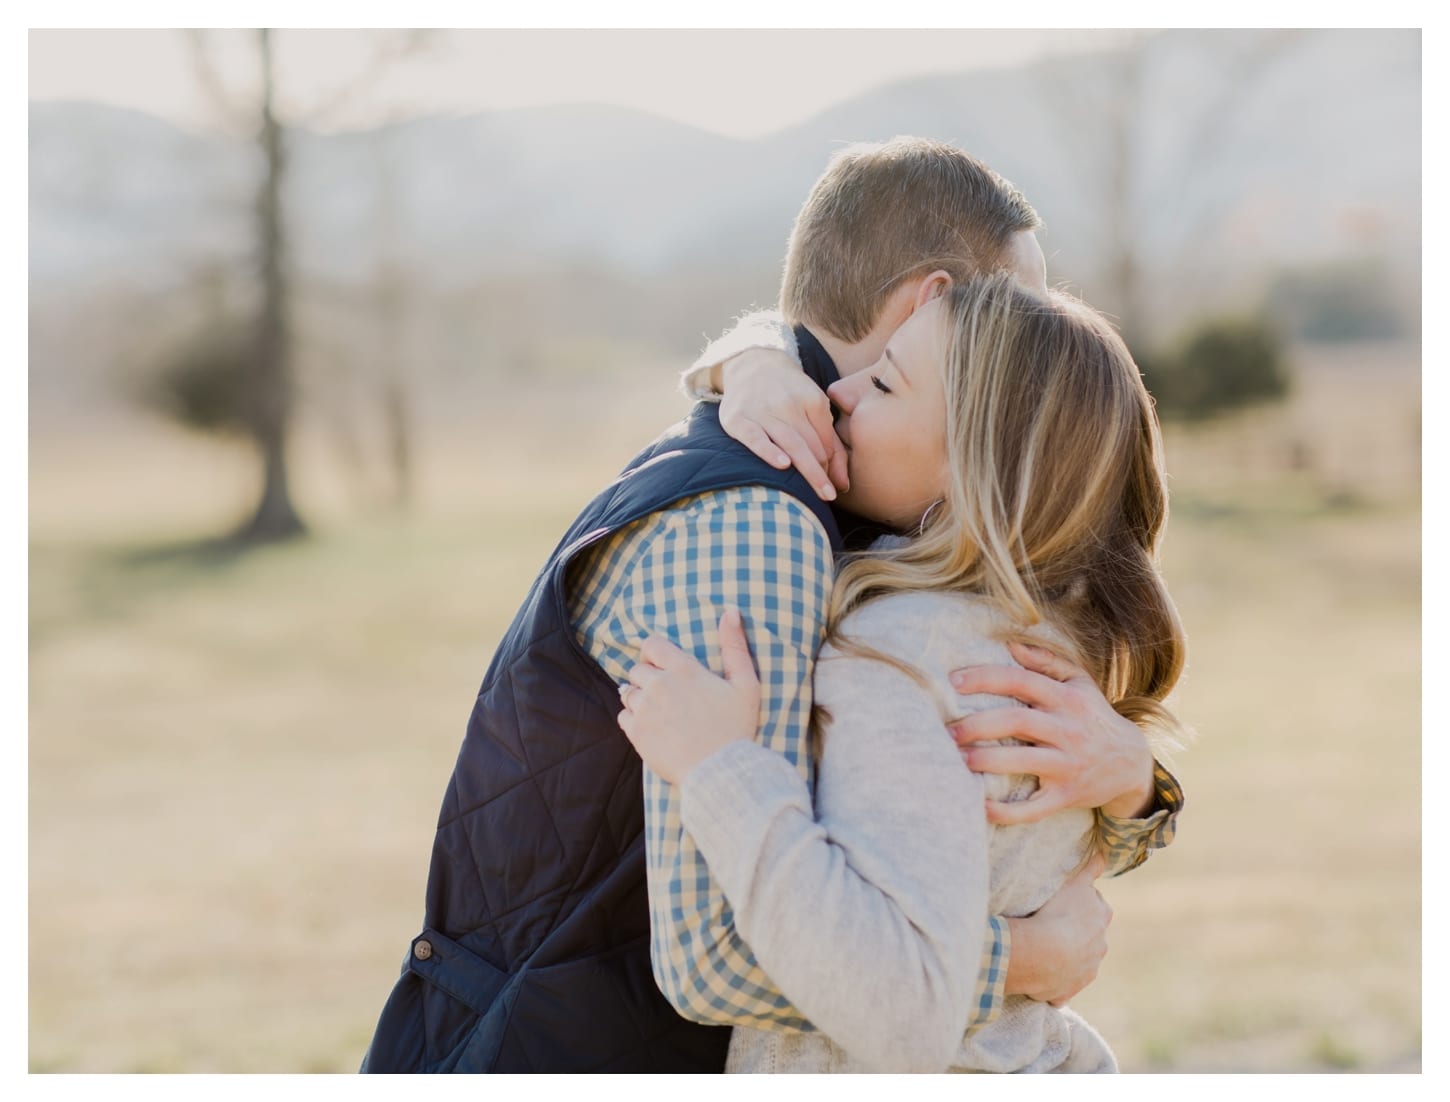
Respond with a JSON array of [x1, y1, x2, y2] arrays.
[[413, 939, 434, 961]]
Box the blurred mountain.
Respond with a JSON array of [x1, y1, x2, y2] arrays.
[[29, 28, 1420, 407], [29, 102, 252, 294]]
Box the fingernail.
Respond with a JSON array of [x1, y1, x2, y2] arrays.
[[818, 484, 835, 500], [775, 453, 790, 467]]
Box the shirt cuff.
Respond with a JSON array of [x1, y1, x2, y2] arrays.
[[1096, 759, 1185, 877], [965, 914, 1010, 1034], [679, 310, 798, 401]]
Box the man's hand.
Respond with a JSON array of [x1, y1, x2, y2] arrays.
[[1003, 853, 1111, 1006], [949, 642, 1155, 824], [716, 348, 848, 502]]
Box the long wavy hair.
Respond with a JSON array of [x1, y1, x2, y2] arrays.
[[826, 273, 1187, 747]]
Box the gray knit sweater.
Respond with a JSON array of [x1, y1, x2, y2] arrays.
[[678, 590, 1117, 1074]]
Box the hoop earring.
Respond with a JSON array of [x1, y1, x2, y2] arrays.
[[918, 499, 944, 534]]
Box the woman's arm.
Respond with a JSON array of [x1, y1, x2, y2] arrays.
[[621, 600, 991, 1072], [680, 310, 847, 500], [680, 309, 798, 400]]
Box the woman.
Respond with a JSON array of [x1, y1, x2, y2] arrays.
[[616, 274, 1187, 1073]]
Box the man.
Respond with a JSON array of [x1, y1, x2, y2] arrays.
[[360, 137, 1181, 1073]]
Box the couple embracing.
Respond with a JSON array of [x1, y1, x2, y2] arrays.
[[361, 136, 1187, 1074]]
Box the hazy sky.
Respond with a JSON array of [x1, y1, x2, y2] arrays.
[[28, 28, 1138, 138]]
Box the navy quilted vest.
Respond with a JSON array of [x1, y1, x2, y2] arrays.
[[361, 340, 844, 1073]]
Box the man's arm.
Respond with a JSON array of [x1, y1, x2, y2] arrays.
[[570, 485, 830, 1027]]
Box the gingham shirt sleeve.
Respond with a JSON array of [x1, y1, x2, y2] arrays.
[[1096, 760, 1185, 877], [570, 486, 831, 1028]]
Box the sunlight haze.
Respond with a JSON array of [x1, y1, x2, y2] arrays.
[[29, 28, 1134, 138]]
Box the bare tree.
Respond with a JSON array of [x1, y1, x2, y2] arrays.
[[242, 28, 303, 541], [369, 128, 415, 510], [1040, 29, 1308, 352], [184, 28, 431, 542]]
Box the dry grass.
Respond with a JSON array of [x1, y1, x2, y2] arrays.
[[28, 344, 1421, 1072]]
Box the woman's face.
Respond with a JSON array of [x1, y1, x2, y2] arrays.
[[828, 296, 951, 532]]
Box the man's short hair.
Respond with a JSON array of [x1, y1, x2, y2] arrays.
[[779, 137, 1042, 342]]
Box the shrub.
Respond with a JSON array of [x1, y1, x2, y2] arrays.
[[1138, 315, 1290, 423], [1268, 261, 1407, 342], [141, 320, 258, 436]]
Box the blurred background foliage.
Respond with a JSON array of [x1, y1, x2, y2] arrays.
[[28, 28, 1420, 1073]]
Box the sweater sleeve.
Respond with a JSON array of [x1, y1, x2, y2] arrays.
[[679, 309, 799, 401], [679, 595, 991, 1073]]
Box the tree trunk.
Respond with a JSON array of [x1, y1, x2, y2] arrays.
[[237, 28, 305, 543], [373, 135, 414, 511], [1105, 43, 1146, 354], [383, 376, 413, 509]]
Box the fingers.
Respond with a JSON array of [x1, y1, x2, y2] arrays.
[[802, 399, 848, 492], [827, 435, 850, 492], [638, 633, 692, 670], [802, 391, 836, 443], [726, 417, 792, 470], [623, 666, 663, 707], [1007, 641, 1091, 685], [763, 419, 836, 501], [983, 790, 1069, 826], [961, 743, 1054, 777], [716, 609, 759, 688], [950, 707, 1060, 747], [949, 663, 1062, 710]]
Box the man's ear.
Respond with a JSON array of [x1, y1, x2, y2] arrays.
[[913, 269, 953, 308]]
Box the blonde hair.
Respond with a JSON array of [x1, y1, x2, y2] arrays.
[[779, 137, 1041, 343], [827, 274, 1187, 747]]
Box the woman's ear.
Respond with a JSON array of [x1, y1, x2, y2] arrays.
[[914, 269, 953, 307]]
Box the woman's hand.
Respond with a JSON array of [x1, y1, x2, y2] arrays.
[[617, 609, 762, 785], [717, 349, 849, 502]]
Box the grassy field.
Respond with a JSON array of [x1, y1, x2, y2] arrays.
[[28, 343, 1421, 1073]]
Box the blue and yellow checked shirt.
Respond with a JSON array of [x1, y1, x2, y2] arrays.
[[569, 484, 1181, 1032]]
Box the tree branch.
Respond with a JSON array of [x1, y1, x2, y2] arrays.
[[291, 30, 436, 129], [183, 29, 255, 135]]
